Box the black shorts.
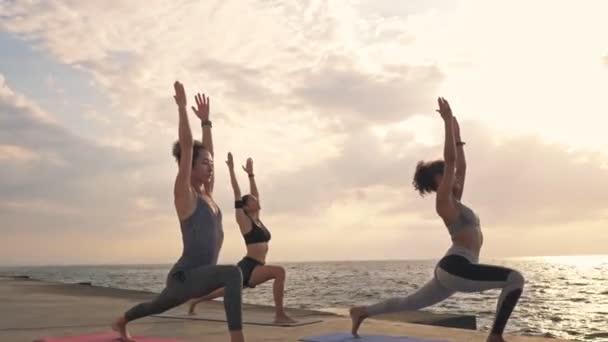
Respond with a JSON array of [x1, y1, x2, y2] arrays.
[[237, 256, 264, 288]]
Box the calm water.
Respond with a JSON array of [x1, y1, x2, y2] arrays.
[[2, 255, 607, 341]]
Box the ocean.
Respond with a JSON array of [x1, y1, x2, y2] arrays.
[[1, 255, 606, 341]]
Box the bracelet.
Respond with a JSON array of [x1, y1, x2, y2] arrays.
[[456, 141, 466, 146], [248, 174, 254, 178], [201, 120, 212, 128]]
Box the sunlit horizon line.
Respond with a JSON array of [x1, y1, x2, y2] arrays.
[[506, 253, 608, 260], [1, 253, 606, 268]]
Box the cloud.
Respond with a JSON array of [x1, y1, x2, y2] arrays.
[[2, 0, 608, 264], [134, 196, 158, 211], [82, 105, 110, 125], [0, 199, 80, 216], [0, 0, 438, 127], [0, 74, 56, 125], [260, 117, 608, 229], [1, 75, 133, 188], [462, 124, 608, 227], [260, 126, 423, 214], [45, 73, 65, 94], [0, 144, 40, 163], [0, 74, 160, 235], [290, 54, 443, 126]]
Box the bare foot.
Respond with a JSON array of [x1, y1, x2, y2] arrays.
[[229, 330, 245, 342], [487, 333, 507, 342], [187, 301, 197, 316], [112, 316, 135, 342], [274, 313, 297, 324], [349, 306, 368, 337]]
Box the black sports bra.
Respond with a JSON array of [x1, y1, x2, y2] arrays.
[[243, 214, 271, 245]]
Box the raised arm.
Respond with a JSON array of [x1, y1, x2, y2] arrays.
[[435, 97, 459, 222], [453, 117, 466, 200], [242, 158, 259, 201], [226, 152, 249, 230], [173, 81, 194, 217], [191, 92, 214, 193], [226, 152, 242, 200]]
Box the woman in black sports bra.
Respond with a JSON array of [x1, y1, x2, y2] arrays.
[[188, 153, 296, 324]]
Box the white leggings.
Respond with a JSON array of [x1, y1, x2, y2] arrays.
[[365, 247, 524, 335]]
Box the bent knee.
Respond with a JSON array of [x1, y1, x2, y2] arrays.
[[220, 265, 243, 284], [273, 266, 286, 280], [507, 270, 525, 289]]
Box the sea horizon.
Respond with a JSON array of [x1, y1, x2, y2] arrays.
[[1, 253, 606, 268]]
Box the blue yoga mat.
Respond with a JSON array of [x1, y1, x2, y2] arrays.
[[300, 333, 448, 342]]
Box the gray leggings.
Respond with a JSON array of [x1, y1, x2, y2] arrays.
[[366, 247, 524, 335], [124, 265, 243, 331]]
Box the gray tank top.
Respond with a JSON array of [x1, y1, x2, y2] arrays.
[[172, 197, 224, 271], [446, 201, 480, 236]]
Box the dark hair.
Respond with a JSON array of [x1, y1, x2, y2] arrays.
[[413, 160, 445, 196], [240, 194, 253, 214], [172, 140, 208, 167], [241, 194, 252, 206]]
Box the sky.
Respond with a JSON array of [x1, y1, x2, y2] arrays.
[[1, 0, 607, 266]]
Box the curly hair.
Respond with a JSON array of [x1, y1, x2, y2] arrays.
[[171, 140, 208, 168], [413, 160, 445, 196]]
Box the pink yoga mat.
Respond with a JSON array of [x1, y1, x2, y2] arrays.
[[34, 332, 191, 342]]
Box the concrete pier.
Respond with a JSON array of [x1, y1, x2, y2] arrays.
[[0, 276, 568, 342]]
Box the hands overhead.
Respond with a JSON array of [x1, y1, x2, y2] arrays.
[[226, 152, 234, 170], [192, 92, 210, 122], [435, 97, 453, 121], [173, 81, 187, 108], [242, 158, 253, 176]]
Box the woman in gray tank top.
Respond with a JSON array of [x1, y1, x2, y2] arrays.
[[111, 82, 246, 342], [350, 98, 525, 342]]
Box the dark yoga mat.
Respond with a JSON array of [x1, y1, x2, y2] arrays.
[[34, 332, 191, 342], [300, 333, 449, 342], [152, 312, 323, 327]]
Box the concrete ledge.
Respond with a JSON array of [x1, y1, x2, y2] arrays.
[[0, 276, 566, 342], [11, 275, 31, 280]]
